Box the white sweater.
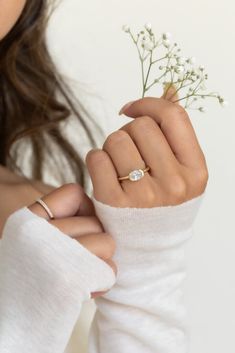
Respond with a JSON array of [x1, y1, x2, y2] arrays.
[[0, 192, 205, 353]]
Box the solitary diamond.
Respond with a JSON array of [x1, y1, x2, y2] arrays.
[[129, 169, 144, 181]]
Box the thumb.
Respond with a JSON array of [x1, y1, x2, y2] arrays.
[[161, 82, 179, 103], [28, 183, 95, 220]]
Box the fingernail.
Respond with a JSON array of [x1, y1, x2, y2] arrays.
[[118, 100, 135, 115]]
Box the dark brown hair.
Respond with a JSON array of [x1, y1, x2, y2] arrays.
[[0, 0, 103, 188]]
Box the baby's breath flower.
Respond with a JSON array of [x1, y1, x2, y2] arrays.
[[142, 41, 154, 51], [163, 39, 170, 48], [162, 32, 171, 40], [219, 98, 228, 107], [145, 22, 152, 31], [175, 65, 185, 74], [122, 24, 227, 111], [177, 56, 186, 65], [187, 57, 196, 65]]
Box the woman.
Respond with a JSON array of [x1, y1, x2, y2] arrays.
[[0, 1, 208, 352]]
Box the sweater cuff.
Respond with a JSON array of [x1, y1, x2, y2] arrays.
[[91, 192, 205, 249], [2, 207, 116, 297]]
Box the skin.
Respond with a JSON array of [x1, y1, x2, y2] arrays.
[[86, 96, 208, 209], [0, 0, 27, 40], [0, 3, 209, 299]]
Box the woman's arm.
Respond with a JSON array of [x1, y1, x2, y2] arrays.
[[86, 96, 208, 352], [0, 184, 116, 353], [88, 193, 204, 353], [0, 165, 55, 234]]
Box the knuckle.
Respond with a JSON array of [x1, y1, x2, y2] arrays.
[[103, 130, 129, 150], [166, 104, 189, 121], [168, 174, 187, 201], [194, 167, 209, 189], [62, 183, 83, 197], [131, 116, 155, 133]]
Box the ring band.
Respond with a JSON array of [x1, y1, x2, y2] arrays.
[[35, 199, 54, 219], [118, 166, 150, 182]]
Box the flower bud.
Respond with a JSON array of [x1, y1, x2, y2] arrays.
[[162, 32, 171, 40], [145, 23, 152, 31]]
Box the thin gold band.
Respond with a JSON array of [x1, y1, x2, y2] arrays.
[[35, 199, 54, 219], [118, 166, 150, 181]]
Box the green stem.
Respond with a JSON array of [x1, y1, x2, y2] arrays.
[[142, 51, 153, 97], [173, 93, 218, 104], [152, 55, 167, 65]]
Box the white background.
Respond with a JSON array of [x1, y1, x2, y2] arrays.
[[47, 1, 235, 352]]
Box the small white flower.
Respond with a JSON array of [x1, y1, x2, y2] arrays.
[[175, 65, 185, 74], [177, 56, 186, 65], [145, 22, 152, 31], [190, 69, 197, 76], [162, 32, 171, 40], [220, 99, 228, 107], [163, 39, 170, 48], [178, 73, 185, 81], [143, 40, 154, 51], [187, 57, 196, 65], [122, 24, 224, 112], [122, 25, 130, 33]]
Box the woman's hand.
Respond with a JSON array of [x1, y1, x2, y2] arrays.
[[86, 97, 209, 207], [28, 183, 117, 298]]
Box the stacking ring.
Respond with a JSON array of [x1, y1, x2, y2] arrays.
[[35, 199, 54, 219], [118, 166, 150, 182]]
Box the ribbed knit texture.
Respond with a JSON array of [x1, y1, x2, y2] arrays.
[[0, 193, 205, 353], [88, 193, 205, 353], [0, 208, 115, 353]]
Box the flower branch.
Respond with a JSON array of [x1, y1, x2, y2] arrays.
[[122, 23, 227, 112]]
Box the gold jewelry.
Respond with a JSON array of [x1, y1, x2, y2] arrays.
[[118, 166, 150, 182], [35, 199, 54, 219]]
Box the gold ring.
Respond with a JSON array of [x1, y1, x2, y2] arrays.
[[118, 166, 150, 182], [35, 199, 54, 219]]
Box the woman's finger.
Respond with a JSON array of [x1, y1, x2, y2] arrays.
[[120, 116, 179, 180], [28, 183, 95, 220], [76, 232, 116, 261], [161, 83, 179, 102], [86, 149, 123, 204], [49, 216, 103, 237], [119, 97, 206, 169], [102, 130, 152, 193]]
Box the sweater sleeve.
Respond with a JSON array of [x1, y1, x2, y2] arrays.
[[0, 207, 116, 353], [88, 192, 205, 353]]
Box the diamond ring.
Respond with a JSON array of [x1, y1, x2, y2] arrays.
[[118, 166, 150, 182]]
